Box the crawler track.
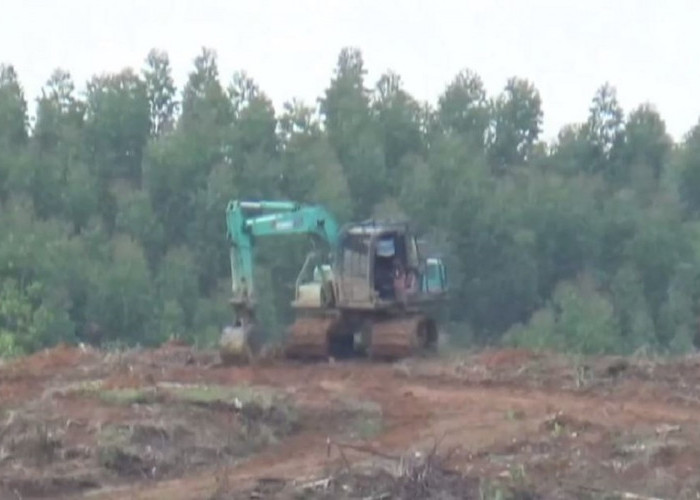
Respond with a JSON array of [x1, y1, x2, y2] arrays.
[[284, 316, 336, 359], [369, 315, 433, 359]]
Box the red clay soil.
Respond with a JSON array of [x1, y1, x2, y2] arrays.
[[4, 345, 700, 499], [78, 359, 700, 499], [477, 347, 538, 368], [1, 343, 95, 377], [0, 344, 98, 405]]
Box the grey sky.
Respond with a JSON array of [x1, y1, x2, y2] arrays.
[[2, 0, 699, 142]]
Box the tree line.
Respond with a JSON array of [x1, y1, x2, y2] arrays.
[[1, 46, 700, 357]]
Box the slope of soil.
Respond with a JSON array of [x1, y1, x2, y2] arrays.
[[1, 342, 700, 499]]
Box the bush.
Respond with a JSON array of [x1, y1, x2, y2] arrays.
[[504, 276, 623, 355]]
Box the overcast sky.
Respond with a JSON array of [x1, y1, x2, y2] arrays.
[[2, 0, 699, 142]]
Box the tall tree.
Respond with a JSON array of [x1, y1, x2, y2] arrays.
[[585, 83, 625, 178], [436, 69, 490, 149], [278, 98, 352, 219], [226, 71, 280, 197], [372, 71, 424, 179], [0, 64, 28, 201], [29, 70, 86, 218], [0, 64, 27, 150], [145, 48, 231, 249], [320, 47, 386, 217], [487, 77, 543, 170], [549, 123, 594, 175], [143, 49, 178, 136], [180, 47, 232, 133], [620, 103, 672, 182], [84, 68, 150, 185], [34, 69, 85, 154]]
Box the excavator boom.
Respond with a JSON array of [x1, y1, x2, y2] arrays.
[[220, 200, 340, 363]]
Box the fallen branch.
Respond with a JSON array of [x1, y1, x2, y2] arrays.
[[298, 477, 331, 490], [329, 433, 459, 465], [329, 440, 402, 461]]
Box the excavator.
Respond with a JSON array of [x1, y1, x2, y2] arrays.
[[219, 200, 448, 363]]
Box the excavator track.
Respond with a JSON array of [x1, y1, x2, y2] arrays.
[[368, 316, 432, 360], [285, 316, 338, 359]]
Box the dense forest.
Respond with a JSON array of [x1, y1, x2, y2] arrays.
[[1, 46, 700, 358]]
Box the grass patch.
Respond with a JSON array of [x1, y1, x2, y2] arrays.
[[337, 397, 384, 440], [160, 383, 280, 409], [351, 414, 383, 439], [97, 387, 159, 405], [505, 408, 526, 421], [81, 382, 286, 410]]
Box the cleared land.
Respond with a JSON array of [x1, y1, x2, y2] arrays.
[[1, 341, 700, 499]]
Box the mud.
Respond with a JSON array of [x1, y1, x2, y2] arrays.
[[1, 344, 700, 499]]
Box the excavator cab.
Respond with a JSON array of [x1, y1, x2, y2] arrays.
[[333, 221, 447, 310]]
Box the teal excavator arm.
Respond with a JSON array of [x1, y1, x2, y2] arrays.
[[225, 200, 340, 310]]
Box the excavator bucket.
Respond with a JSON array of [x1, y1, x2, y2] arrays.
[[219, 324, 254, 364]]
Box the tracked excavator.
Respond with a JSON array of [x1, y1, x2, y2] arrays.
[[219, 200, 448, 364]]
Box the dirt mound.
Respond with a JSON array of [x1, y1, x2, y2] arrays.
[[1, 343, 96, 378], [4, 346, 700, 499], [0, 343, 99, 406], [147, 340, 217, 367]]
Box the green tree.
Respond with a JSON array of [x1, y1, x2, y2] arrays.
[[320, 47, 386, 217], [84, 69, 151, 185], [33, 69, 85, 155], [436, 69, 490, 149], [114, 185, 166, 268], [505, 276, 622, 355], [0, 64, 27, 149], [143, 49, 178, 136], [84, 236, 156, 345], [0, 64, 28, 201], [278, 99, 352, 219], [0, 47, 698, 358], [145, 48, 232, 249], [226, 71, 280, 197], [585, 83, 625, 178], [487, 77, 543, 170], [549, 123, 594, 176], [26, 70, 86, 219], [156, 246, 199, 329], [180, 47, 232, 133], [372, 71, 425, 179], [610, 264, 656, 351], [621, 103, 672, 182], [0, 279, 74, 354]]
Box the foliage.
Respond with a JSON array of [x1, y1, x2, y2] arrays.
[[504, 276, 623, 355], [0, 47, 699, 357]]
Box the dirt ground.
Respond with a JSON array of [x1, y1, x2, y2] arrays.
[[2, 342, 700, 499]]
